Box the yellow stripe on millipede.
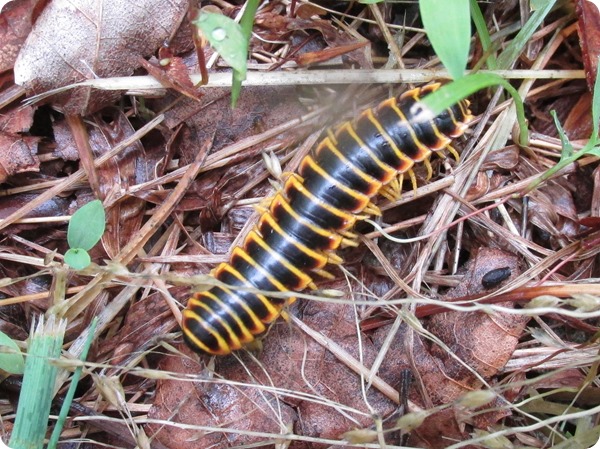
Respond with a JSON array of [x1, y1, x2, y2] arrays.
[[301, 156, 370, 212], [341, 123, 398, 185], [188, 296, 242, 350], [270, 194, 345, 250], [285, 175, 357, 231], [182, 306, 230, 354], [259, 212, 329, 269], [246, 230, 316, 291], [364, 109, 414, 172], [198, 269, 258, 342], [386, 98, 431, 161], [230, 247, 286, 314], [315, 139, 383, 196]]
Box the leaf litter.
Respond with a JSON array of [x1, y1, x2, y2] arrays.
[[0, 1, 600, 449]]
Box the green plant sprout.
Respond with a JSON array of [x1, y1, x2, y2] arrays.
[[526, 62, 600, 194], [65, 199, 105, 270]]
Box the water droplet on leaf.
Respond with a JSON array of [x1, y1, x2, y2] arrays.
[[212, 28, 227, 41]]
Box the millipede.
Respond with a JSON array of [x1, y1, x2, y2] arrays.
[[182, 83, 473, 355]]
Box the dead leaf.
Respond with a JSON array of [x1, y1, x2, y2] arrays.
[[87, 110, 152, 258], [563, 91, 594, 140], [0, 103, 34, 133], [139, 46, 201, 101], [367, 248, 529, 449], [0, 0, 42, 73], [13, 0, 188, 114], [147, 350, 298, 449], [576, 0, 600, 88], [513, 159, 580, 247], [0, 131, 39, 181]]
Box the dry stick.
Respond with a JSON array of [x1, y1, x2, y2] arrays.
[[0, 114, 165, 232], [2, 285, 93, 306], [369, 4, 404, 68], [65, 115, 101, 196]]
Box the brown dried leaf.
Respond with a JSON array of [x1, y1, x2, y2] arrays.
[[147, 351, 297, 449], [162, 86, 303, 150], [370, 248, 529, 449], [563, 91, 594, 140], [480, 145, 520, 171], [0, 0, 42, 73], [87, 111, 151, 258], [0, 192, 68, 219], [0, 131, 39, 181], [0, 103, 34, 133], [295, 41, 370, 67], [514, 158, 580, 245], [576, 0, 600, 88], [13, 0, 188, 114], [430, 248, 527, 378], [277, 301, 394, 442], [52, 119, 81, 161], [139, 52, 202, 101], [286, 18, 373, 69], [413, 249, 528, 447], [409, 409, 471, 449]]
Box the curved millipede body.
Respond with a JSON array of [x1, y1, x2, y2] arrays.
[[182, 84, 473, 355]]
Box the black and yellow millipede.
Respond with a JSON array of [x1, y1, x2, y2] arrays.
[[182, 83, 473, 355]]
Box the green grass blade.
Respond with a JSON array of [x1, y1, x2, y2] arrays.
[[47, 317, 98, 449], [590, 56, 600, 144], [9, 316, 66, 449], [526, 59, 600, 192], [496, 0, 556, 69], [420, 0, 471, 79], [470, 0, 496, 69]]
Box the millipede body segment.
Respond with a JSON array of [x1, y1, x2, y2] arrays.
[[182, 84, 473, 355]]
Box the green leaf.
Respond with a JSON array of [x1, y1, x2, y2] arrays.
[[420, 0, 471, 80], [65, 248, 91, 270], [67, 199, 105, 251], [194, 12, 247, 80], [0, 331, 24, 374]]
